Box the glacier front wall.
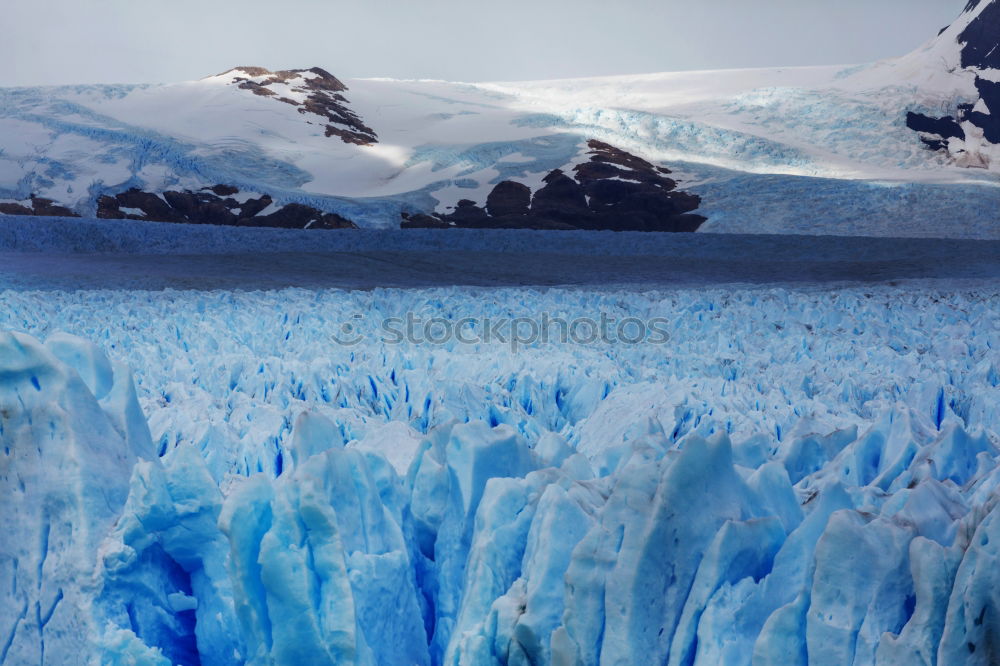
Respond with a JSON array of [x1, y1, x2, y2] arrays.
[[2, 285, 1000, 665]]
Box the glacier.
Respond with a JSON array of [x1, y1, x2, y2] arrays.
[[2, 280, 1000, 664], [6, 76, 1000, 236], [4, 0, 1000, 236], [5, 1, 1000, 663]]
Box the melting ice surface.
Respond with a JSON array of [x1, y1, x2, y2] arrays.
[[2, 283, 1000, 665]]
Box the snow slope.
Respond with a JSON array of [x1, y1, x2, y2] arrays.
[[1, 1, 999, 234], [2, 282, 1000, 664]]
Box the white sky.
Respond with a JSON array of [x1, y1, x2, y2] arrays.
[[1, 0, 967, 86]]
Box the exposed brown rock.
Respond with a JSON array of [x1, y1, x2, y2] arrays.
[[254, 203, 356, 229], [222, 65, 377, 145], [401, 213, 451, 229], [29, 196, 79, 217], [206, 184, 239, 196], [0, 196, 81, 218], [161, 191, 200, 218], [325, 126, 377, 145], [96, 195, 124, 219], [446, 200, 491, 228], [586, 139, 658, 173], [196, 201, 237, 226], [575, 140, 678, 191], [221, 66, 272, 78], [667, 191, 703, 215], [530, 170, 589, 218], [237, 194, 273, 219], [113, 189, 179, 221], [299, 67, 348, 92], [0, 202, 33, 215], [670, 213, 708, 232], [94, 184, 356, 230], [240, 83, 277, 97], [486, 181, 531, 217], [401, 140, 705, 232]]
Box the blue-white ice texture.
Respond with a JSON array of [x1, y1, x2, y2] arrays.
[[0, 86, 441, 228], [6, 82, 1000, 237], [2, 284, 1000, 665]]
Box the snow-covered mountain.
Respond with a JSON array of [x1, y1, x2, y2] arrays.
[[905, 0, 1000, 167], [1, 1, 999, 235], [5, 5, 1000, 664]]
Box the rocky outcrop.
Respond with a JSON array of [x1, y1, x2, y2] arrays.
[[221, 66, 378, 145], [252, 203, 355, 229], [906, 112, 965, 151], [907, 0, 1000, 165], [0, 202, 31, 215], [447, 199, 491, 227], [400, 213, 452, 229], [95, 186, 357, 230], [959, 0, 1000, 69], [0, 195, 80, 217], [485, 181, 531, 217], [400, 139, 706, 232], [531, 170, 590, 219], [969, 77, 1000, 144], [906, 81, 999, 163]]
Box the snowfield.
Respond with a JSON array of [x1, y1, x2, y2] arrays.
[[2, 0, 1000, 235], [3, 278, 1000, 664]]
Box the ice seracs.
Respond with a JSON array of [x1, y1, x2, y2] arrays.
[[3, 281, 1000, 664], [0, 331, 150, 664]]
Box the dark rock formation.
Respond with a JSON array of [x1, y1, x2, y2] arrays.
[[485, 181, 531, 217], [448, 200, 491, 228], [0, 202, 33, 215], [400, 213, 451, 229], [531, 170, 589, 219], [969, 78, 1000, 143], [237, 194, 274, 219], [908, 1, 1000, 161], [30, 196, 79, 217], [208, 184, 239, 196], [221, 66, 378, 145], [906, 112, 965, 151], [400, 139, 706, 232], [256, 203, 355, 230], [959, 0, 1000, 69], [907, 81, 1000, 161], [118, 189, 178, 220], [96, 186, 357, 230], [0, 196, 80, 218]]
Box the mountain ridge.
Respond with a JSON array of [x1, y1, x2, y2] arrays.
[[0, 0, 998, 236]]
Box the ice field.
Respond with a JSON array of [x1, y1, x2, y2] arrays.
[[3, 262, 1000, 664], [5, 0, 1000, 663], [3, 0, 1000, 237]]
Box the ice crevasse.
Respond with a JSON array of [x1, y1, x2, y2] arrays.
[[2, 326, 1000, 665]]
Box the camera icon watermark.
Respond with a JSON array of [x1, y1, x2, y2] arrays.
[[331, 313, 366, 346]]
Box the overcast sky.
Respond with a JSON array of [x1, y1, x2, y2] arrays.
[[2, 0, 966, 86]]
